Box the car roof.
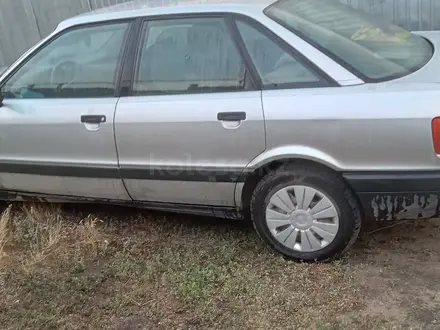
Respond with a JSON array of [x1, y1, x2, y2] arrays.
[[57, 0, 274, 31]]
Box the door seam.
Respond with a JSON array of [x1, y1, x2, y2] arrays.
[[233, 90, 267, 209], [113, 97, 134, 200]]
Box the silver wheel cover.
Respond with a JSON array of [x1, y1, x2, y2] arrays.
[[265, 185, 339, 253]]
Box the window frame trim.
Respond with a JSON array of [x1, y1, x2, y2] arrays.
[[0, 18, 135, 99], [225, 15, 263, 90], [231, 13, 339, 90], [128, 13, 259, 98], [117, 18, 143, 97]]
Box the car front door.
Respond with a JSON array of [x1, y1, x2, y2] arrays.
[[115, 15, 266, 207], [0, 21, 132, 200]]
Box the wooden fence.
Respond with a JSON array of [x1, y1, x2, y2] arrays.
[[0, 0, 439, 67]]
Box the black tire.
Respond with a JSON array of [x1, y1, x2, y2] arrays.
[[250, 163, 362, 262]]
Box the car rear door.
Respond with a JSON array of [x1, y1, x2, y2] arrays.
[[115, 15, 265, 207], [0, 21, 133, 200]]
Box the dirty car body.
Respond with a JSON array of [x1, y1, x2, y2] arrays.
[[1, 0, 440, 260]]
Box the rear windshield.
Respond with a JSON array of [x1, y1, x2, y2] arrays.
[[264, 0, 434, 82]]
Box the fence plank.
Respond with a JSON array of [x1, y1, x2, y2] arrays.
[[90, 0, 131, 10], [0, 0, 41, 67], [30, 0, 92, 37]]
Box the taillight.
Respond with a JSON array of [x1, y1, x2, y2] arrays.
[[432, 117, 440, 154]]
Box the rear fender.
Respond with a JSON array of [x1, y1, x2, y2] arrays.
[[234, 146, 343, 208], [246, 145, 342, 172]]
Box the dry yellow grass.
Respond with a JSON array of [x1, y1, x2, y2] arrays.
[[78, 215, 106, 257], [0, 202, 439, 330], [12, 203, 64, 267], [0, 204, 12, 259]]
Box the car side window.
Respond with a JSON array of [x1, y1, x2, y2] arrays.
[[2, 22, 129, 99], [235, 19, 322, 89], [133, 17, 247, 96]]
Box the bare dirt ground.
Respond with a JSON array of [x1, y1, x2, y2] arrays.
[[0, 202, 439, 330]]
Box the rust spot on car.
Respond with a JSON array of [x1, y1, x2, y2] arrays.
[[370, 194, 440, 221]]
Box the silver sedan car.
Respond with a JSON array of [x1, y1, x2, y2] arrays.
[[0, 0, 439, 261]]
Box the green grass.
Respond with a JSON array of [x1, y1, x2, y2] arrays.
[[1, 202, 439, 329]]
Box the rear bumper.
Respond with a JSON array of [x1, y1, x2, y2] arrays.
[[343, 171, 440, 221]]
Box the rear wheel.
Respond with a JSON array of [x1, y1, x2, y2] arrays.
[[250, 164, 361, 261]]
